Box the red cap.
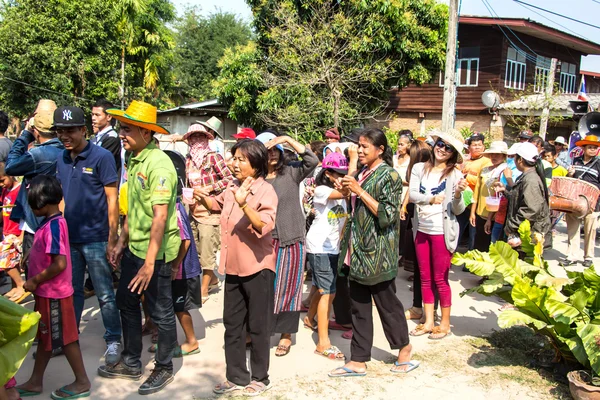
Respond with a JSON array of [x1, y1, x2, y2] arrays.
[[233, 128, 256, 140]]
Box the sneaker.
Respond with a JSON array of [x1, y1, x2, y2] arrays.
[[138, 368, 174, 395], [560, 259, 579, 267], [104, 342, 121, 366], [97, 362, 143, 381]]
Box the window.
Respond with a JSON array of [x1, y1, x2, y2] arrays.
[[560, 62, 577, 93], [505, 47, 527, 90], [439, 47, 479, 87], [534, 56, 551, 93]]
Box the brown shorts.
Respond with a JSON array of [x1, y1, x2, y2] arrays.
[[190, 220, 220, 271], [35, 295, 78, 352]]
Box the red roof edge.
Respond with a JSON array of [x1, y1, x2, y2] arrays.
[[582, 70, 600, 78], [458, 16, 600, 55]]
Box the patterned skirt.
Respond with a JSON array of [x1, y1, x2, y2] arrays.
[[273, 239, 305, 314]]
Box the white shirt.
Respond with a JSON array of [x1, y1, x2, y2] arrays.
[[306, 186, 348, 254], [416, 170, 446, 235]]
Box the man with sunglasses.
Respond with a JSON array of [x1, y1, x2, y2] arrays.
[[457, 134, 491, 252]]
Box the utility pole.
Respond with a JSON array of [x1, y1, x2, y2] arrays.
[[441, 0, 459, 132], [539, 58, 557, 139]]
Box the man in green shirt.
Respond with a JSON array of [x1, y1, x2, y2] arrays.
[[97, 100, 181, 395]]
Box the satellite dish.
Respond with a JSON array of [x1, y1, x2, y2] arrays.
[[481, 90, 500, 109]]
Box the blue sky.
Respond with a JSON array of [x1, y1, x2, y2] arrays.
[[177, 0, 600, 71]]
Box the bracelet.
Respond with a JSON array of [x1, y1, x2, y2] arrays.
[[358, 190, 367, 199], [240, 203, 248, 211]]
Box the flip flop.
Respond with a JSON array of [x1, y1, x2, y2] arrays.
[[173, 346, 200, 358], [328, 366, 366, 378], [303, 317, 317, 331], [208, 281, 222, 294], [328, 320, 352, 331], [275, 344, 290, 357], [341, 330, 353, 340], [409, 324, 432, 337], [391, 360, 421, 374], [50, 386, 90, 399], [428, 329, 452, 340], [11, 291, 31, 304], [17, 388, 41, 397]]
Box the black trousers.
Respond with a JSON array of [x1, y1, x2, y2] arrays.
[[116, 249, 177, 371], [350, 278, 410, 362], [473, 215, 491, 252], [272, 311, 300, 334], [21, 231, 34, 279], [224, 270, 274, 386], [333, 274, 352, 325]]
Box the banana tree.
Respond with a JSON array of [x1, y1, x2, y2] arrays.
[[453, 221, 600, 374]]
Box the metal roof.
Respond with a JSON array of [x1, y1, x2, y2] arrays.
[[159, 99, 221, 114], [499, 93, 600, 116], [459, 16, 600, 56]]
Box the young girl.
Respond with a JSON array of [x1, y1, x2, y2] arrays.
[[409, 130, 468, 340], [493, 142, 550, 247], [16, 175, 90, 399], [304, 152, 348, 360], [0, 162, 24, 303]]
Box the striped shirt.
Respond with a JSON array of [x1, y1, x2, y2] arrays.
[[187, 152, 233, 224], [572, 157, 600, 189]]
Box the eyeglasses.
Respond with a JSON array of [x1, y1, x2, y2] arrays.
[[435, 140, 454, 153]]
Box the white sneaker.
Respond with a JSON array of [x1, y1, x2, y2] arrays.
[[104, 341, 121, 366]]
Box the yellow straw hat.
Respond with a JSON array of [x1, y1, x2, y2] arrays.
[[106, 100, 169, 135]]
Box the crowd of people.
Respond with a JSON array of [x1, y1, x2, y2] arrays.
[[1, 97, 599, 399]]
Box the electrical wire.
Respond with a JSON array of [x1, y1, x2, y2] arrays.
[[480, 0, 539, 64], [0, 76, 93, 103], [513, 0, 600, 31], [514, 1, 593, 42]]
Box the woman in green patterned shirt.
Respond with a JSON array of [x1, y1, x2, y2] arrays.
[[328, 129, 418, 377]]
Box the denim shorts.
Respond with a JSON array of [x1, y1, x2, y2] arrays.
[[307, 253, 338, 295]]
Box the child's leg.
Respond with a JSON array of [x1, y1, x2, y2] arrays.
[[175, 311, 198, 352], [15, 345, 52, 393], [316, 293, 333, 349], [305, 291, 321, 325], [54, 341, 90, 395]]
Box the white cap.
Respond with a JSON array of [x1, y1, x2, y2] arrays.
[[515, 142, 539, 163], [555, 136, 566, 145], [507, 143, 521, 156]]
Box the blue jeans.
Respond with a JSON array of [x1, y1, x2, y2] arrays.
[[71, 241, 122, 344], [491, 222, 505, 244]]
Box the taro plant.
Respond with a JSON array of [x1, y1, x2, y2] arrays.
[[453, 221, 600, 375]]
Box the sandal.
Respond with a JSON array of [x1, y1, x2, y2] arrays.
[[50, 386, 90, 399], [315, 346, 345, 360], [213, 380, 243, 395], [173, 345, 200, 358], [341, 330, 353, 340], [242, 380, 272, 397], [404, 307, 423, 320], [428, 326, 452, 340], [303, 316, 317, 331], [328, 320, 352, 331], [390, 360, 420, 374], [328, 366, 366, 378], [275, 344, 291, 357], [208, 281, 222, 294], [409, 324, 433, 337]]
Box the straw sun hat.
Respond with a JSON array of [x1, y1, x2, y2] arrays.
[[482, 141, 508, 155], [428, 129, 465, 163], [106, 100, 170, 135]]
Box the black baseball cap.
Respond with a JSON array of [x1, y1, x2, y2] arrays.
[[53, 106, 86, 128]]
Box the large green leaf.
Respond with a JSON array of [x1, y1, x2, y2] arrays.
[[577, 321, 600, 375], [460, 272, 506, 298], [490, 242, 522, 285], [518, 220, 534, 257], [510, 279, 552, 324], [535, 271, 571, 291], [562, 334, 589, 367], [583, 266, 600, 291], [498, 309, 547, 330], [452, 250, 495, 277]]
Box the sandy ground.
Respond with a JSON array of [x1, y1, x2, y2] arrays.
[[7, 218, 597, 399]]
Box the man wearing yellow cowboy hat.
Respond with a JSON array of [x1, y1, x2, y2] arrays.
[[97, 100, 181, 395], [562, 134, 600, 267]]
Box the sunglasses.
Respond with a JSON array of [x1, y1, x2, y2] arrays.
[[435, 140, 454, 153]]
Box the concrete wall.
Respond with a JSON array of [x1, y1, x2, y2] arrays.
[[157, 114, 239, 143]]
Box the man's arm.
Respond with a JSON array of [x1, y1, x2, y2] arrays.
[[5, 130, 37, 176], [104, 183, 119, 260]]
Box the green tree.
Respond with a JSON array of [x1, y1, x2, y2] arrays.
[[214, 0, 448, 137], [0, 0, 175, 117], [173, 7, 253, 104]]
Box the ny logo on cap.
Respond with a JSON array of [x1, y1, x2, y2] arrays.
[[63, 110, 72, 121]]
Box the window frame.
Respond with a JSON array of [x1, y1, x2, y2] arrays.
[[439, 57, 480, 87]]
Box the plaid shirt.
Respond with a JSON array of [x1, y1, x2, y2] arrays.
[[187, 152, 233, 224]]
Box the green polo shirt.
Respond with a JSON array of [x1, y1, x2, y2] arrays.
[[127, 142, 181, 262]]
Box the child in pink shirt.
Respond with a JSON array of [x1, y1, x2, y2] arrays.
[[16, 175, 90, 400]]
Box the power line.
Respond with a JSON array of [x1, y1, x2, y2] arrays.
[[0, 76, 93, 103], [514, 1, 593, 42], [513, 0, 600, 31]]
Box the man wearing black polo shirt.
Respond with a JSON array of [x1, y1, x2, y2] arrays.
[[54, 106, 122, 365], [562, 134, 600, 267], [91, 99, 122, 178]]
